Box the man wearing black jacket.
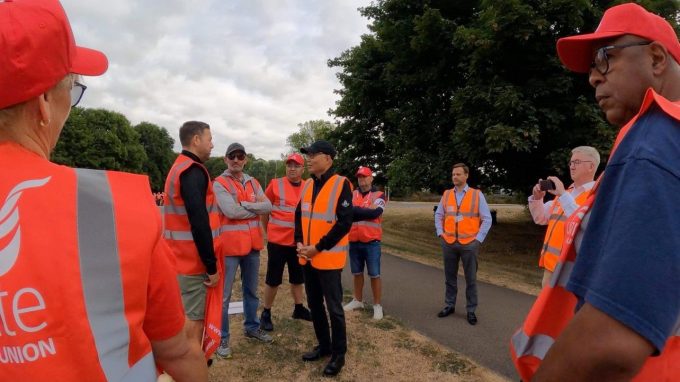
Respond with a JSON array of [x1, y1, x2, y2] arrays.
[[295, 140, 353, 377], [164, 121, 220, 348]]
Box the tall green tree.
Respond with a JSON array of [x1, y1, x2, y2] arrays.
[[134, 122, 175, 191], [52, 108, 147, 174], [329, 0, 679, 195]]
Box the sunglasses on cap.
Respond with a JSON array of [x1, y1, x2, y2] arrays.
[[228, 152, 246, 160]]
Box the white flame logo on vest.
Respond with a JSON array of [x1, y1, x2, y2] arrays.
[[0, 177, 51, 277]]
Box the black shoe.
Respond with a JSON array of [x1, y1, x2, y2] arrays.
[[260, 309, 274, 331], [323, 354, 345, 376], [292, 305, 312, 321], [467, 312, 478, 325], [437, 306, 454, 318], [302, 345, 331, 362]]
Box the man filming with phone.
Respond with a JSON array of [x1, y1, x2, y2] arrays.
[[529, 146, 599, 287]]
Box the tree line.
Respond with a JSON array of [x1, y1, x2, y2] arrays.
[[53, 1, 680, 197]]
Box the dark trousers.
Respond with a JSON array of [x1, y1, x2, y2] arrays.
[[442, 239, 480, 312], [303, 264, 347, 356]]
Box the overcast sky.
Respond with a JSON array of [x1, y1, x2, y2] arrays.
[[61, 0, 371, 159]]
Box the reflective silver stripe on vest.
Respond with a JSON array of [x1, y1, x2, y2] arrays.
[[166, 160, 192, 203], [541, 243, 561, 256], [469, 189, 478, 214], [511, 330, 554, 360], [272, 204, 296, 212], [355, 221, 381, 228], [163, 203, 220, 215], [76, 169, 155, 381], [549, 260, 575, 289], [219, 224, 250, 232], [327, 244, 349, 253], [277, 178, 287, 209], [248, 220, 260, 228], [549, 213, 567, 222], [269, 217, 295, 228], [165, 227, 221, 240], [301, 176, 343, 222]]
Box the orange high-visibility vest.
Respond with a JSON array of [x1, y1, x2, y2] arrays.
[[214, 175, 264, 256], [163, 154, 221, 275], [299, 175, 349, 270], [510, 88, 680, 382], [538, 186, 591, 272], [266, 177, 302, 247], [440, 187, 481, 244], [0, 142, 183, 381], [349, 189, 384, 242]]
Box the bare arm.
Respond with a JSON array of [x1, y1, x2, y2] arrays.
[[152, 330, 208, 382], [533, 303, 654, 382]]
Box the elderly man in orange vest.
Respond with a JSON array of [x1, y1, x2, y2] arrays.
[[343, 166, 387, 320], [259, 153, 312, 332], [295, 140, 353, 376], [511, 3, 680, 381], [434, 163, 492, 325], [213, 143, 273, 359], [0, 1, 207, 380], [529, 146, 599, 287]]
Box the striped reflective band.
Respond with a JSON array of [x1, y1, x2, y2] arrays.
[[457, 233, 476, 239], [166, 160, 192, 202], [276, 178, 288, 209], [444, 211, 479, 218], [328, 244, 349, 253], [541, 243, 561, 256], [76, 169, 155, 382], [272, 205, 296, 212], [269, 217, 295, 228], [163, 204, 220, 215], [549, 260, 575, 289], [219, 224, 249, 232], [248, 220, 260, 228], [164, 227, 221, 240], [549, 213, 567, 222], [470, 189, 478, 213], [511, 330, 554, 360], [354, 221, 381, 228]]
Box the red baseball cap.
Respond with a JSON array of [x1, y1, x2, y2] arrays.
[[286, 153, 304, 165], [0, 0, 108, 109], [356, 166, 373, 177], [557, 3, 680, 73]]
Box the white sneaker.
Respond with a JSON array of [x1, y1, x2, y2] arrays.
[[215, 340, 232, 359], [373, 304, 383, 320], [343, 298, 364, 311]]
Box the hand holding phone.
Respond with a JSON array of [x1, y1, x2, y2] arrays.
[[539, 179, 556, 191]]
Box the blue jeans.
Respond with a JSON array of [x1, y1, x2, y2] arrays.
[[221, 250, 260, 342], [349, 241, 381, 277]]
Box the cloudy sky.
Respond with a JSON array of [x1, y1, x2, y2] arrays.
[[61, 0, 371, 159]]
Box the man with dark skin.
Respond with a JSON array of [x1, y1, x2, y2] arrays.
[[525, 4, 680, 381]]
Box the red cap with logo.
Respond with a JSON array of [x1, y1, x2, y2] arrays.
[[356, 166, 373, 177], [0, 0, 108, 109], [557, 3, 680, 73], [286, 153, 304, 165]]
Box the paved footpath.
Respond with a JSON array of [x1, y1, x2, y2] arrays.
[[342, 252, 535, 381]]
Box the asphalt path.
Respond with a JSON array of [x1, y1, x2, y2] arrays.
[[342, 252, 535, 381]]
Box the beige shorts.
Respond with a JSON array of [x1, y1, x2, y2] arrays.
[[177, 274, 207, 320]]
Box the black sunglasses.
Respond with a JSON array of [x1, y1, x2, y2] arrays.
[[590, 41, 651, 76], [228, 152, 246, 160], [71, 81, 87, 107]]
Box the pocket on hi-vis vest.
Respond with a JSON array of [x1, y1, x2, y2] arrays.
[[444, 216, 455, 232]]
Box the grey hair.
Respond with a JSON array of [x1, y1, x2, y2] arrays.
[[0, 74, 74, 128], [571, 146, 600, 168]]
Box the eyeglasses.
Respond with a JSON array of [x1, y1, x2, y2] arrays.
[[227, 152, 246, 161], [590, 41, 651, 76], [569, 160, 592, 167], [71, 81, 87, 107], [286, 163, 302, 169], [304, 152, 326, 159]]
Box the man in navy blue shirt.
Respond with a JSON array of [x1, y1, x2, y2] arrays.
[[534, 3, 680, 380]]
